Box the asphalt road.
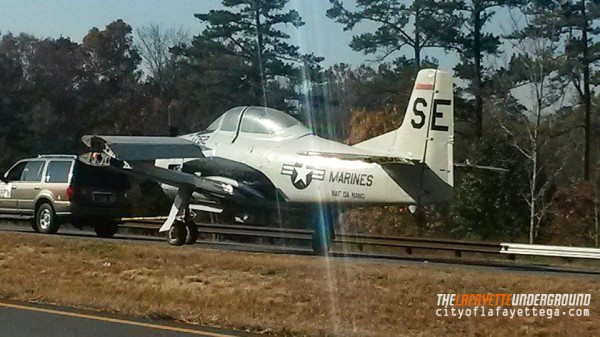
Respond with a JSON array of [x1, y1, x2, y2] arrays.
[[0, 301, 252, 337]]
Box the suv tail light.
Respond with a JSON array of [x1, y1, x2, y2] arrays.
[[66, 186, 77, 201]]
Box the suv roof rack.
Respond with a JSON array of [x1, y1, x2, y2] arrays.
[[37, 154, 77, 159]]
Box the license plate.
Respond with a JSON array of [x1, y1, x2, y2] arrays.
[[93, 193, 114, 203]]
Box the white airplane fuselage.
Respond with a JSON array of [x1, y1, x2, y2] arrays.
[[170, 126, 419, 207], [155, 69, 454, 211]]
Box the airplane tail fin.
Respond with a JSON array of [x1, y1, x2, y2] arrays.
[[353, 69, 454, 203]]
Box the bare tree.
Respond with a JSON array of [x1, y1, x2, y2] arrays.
[[495, 8, 573, 244], [136, 23, 189, 90]]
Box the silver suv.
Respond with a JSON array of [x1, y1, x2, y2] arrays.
[[0, 155, 131, 237]]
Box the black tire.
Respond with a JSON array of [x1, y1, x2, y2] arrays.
[[184, 221, 199, 245], [30, 218, 39, 233], [35, 203, 60, 234], [167, 221, 186, 246], [94, 221, 119, 238]]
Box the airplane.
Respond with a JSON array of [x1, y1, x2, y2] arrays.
[[78, 68, 455, 254]]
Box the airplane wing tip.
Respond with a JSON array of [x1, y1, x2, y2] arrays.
[[454, 163, 509, 172]]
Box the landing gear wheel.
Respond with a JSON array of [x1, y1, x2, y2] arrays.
[[167, 221, 186, 246], [94, 221, 119, 238], [35, 203, 60, 234], [184, 221, 198, 245]]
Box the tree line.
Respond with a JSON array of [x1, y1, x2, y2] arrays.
[[0, 0, 599, 245]]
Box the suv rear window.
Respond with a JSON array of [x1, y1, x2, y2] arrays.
[[72, 162, 130, 190], [46, 161, 72, 183]]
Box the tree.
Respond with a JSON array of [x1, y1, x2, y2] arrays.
[[21, 36, 85, 154], [442, 135, 530, 241], [136, 23, 189, 96], [0, 33, 32, 168], [554, 0, 600, 181], [545, 181, 599, 246], [190, 0, 322, 107], [83, 21, 165, 137], [0, 20, 173, 172], [172, 41, 259, 131], [327, 0, 439, 72], [80, 20, 157, 136], [494, 3, 571, 243], [82, 19, 141, 87], [429, 0, 523, 137]]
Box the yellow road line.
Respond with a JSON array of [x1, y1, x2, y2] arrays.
[[0, 301, 235, 337]]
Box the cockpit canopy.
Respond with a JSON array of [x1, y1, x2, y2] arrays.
[[204, 106, 309, 137]]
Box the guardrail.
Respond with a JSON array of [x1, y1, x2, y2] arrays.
[[119, 219, 600, 262], [119, 220, 502, 258], [2, 215, 598, 261], [500, 243, 600, 260]]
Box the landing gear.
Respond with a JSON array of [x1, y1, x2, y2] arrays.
[[184, 221, 198, 245], [310, 207, 337, 255], [167, 220, 187, 246], [162, 188, 200, 246], [167, 220, 199, 246], [162, 188, 196, 246]]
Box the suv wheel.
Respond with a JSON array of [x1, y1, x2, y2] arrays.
[[30, 218, 39, 233], [94, 221, 119, 238], [35, 203, 60, 234]]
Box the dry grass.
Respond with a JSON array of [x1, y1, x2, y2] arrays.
[[0, 233, 598, 337]]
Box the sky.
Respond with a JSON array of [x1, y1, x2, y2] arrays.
[[0, 0, 536, 83], [0, 1, 519, 75], [1, 1, 551, 112], [0, 0, 377, 67]]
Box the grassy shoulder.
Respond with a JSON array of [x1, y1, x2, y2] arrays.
[[0, 232, 598, 337]]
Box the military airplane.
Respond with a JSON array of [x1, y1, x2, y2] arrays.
[[79, 68, 455, 254]]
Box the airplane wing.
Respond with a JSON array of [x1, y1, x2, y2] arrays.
[[298, 151, 415, 165], [81, 135, 207, 161], [79, 135, 266, 203], [120, 162, 258, 202]]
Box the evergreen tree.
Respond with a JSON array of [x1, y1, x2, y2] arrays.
[[187, 0, 322, 109], [428, 0, 523, 138], [554, 0, 600, 181], [327, 0, 440, 72]]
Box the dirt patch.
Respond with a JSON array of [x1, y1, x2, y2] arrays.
[[0, 232, 597, 336]]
